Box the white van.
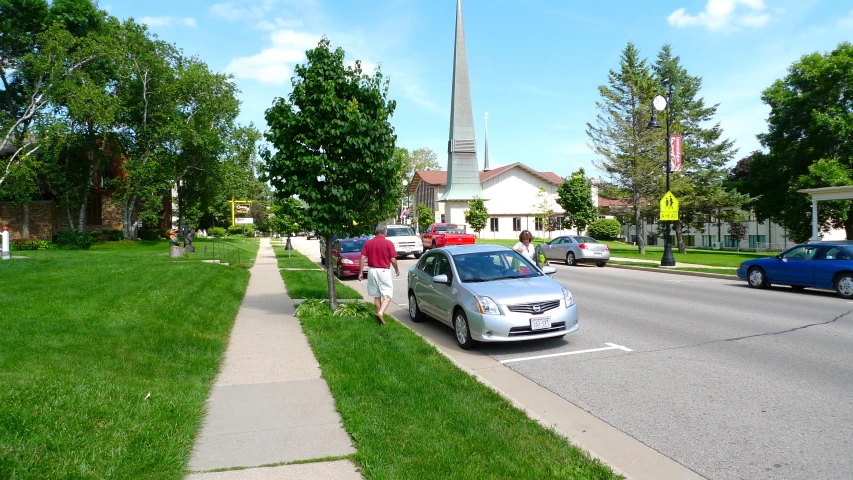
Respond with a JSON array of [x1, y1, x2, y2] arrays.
[[386, 224, 424, 259]]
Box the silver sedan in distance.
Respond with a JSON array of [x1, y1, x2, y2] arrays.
[[407, 245, 579, 349], [541, 235, 610, 267]]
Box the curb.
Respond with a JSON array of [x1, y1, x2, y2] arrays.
[[607, 262, 738, 280]]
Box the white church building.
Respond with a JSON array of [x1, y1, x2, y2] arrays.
[[408, 163, 595, 240]]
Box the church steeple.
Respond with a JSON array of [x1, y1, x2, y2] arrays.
[[483, 111, 490, 171], [440, 0, 483, 202]]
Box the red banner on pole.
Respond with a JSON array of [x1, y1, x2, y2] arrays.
[[670, 135, 683, 172]]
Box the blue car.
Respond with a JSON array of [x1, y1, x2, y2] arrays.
[[737, 242, 853, 298]]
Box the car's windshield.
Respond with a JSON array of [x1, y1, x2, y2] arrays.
[[453, 251, 541, 283], [340, 240, 366, 253], [436, 224, 466, 234], [387, 227, 415, 237], [573, 236, 599, 243]]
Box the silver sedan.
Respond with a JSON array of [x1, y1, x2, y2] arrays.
[[407, 245, 579, 349], [541, 235, 610, 267]]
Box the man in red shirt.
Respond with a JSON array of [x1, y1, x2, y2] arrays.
[[358, 224, 400, 324]]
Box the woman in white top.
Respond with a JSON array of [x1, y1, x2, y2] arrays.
[[513, 230, 536, 262]]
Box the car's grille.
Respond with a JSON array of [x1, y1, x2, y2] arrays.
[[508, 321, 567, 337], [396, 242, 418, 249], [507, 300, 561, 314]]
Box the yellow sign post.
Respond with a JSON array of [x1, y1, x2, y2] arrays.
[[229, 198, 254, 226], [659, 191, 679, 221]]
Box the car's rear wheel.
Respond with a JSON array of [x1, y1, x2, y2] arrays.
[[835, 273, 853, 299], [566, 252, 576, 266], [413, 252, 422, 259], [596, 262, 606, 267], [454, 310, 475, 350], [408, 291, 425, 322], [747, 266, 767, 289], [432, 241, 437, 249]]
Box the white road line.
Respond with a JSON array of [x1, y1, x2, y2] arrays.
[[499, 343, 633, 364]]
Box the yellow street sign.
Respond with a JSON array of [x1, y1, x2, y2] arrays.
[[660, 191, 679, 221]]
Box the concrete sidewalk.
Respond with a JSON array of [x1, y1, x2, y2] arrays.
[[186, 238, 361, 480], [609, 256, 737, 270]]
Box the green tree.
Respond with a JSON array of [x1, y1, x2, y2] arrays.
[[587, 42, 661, 254], [416, 203, 434, 235], [463, 196, 488, 238], [262, 38, 398, 309], [740, 42, 853, 241], [726, 211, 748, 252], [556, 167, 597, 233], [532, 186, 555, 238]]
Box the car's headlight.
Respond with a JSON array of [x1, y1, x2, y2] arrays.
[[562, 287, 574, 308], [341, 258, 354, 264], [476, 296, 502, 315]]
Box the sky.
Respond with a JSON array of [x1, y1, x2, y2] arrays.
[[102, 0, 853, 179]]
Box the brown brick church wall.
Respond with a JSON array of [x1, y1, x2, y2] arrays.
[[0, 195, 124, 239]]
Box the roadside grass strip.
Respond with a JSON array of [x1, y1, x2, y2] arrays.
[[279, 269, 362, 299], [272, 246, 322, 270], [298, 307, 621, 480], [607, 260, 738, 276], [0, 240, 253, 479]]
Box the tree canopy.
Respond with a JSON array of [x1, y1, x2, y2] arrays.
[[262, 37, 398, 309], [557, 167, 597, 233]]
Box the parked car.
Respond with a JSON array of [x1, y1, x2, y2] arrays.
[[331, 238, 369, 278], [306, 231, 319, 240], [541, 235, 610, 267], [385, 224, 424, 259], [737, 242, 853, 298], [407, 245, 578, 349], [422, 223, 477, 250]]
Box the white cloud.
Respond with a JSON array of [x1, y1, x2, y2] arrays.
[[225, 30, 320, 85], [668, 0, 771, 31], [839, 10, 853, 29], [140, 16, 197, 29]]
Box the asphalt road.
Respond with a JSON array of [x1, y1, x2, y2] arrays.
[[358, 255, 853, 480]]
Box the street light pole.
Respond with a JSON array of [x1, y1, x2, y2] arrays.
[[649, 83, 676, 267]]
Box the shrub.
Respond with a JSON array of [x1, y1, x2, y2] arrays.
[[137, 229, 159, 241], [228, 225, 252, 236], [208, 227, 226, 238], [52, 229, 97, 250], [588, 218, 622, 240], [101, 229, 124, 241]]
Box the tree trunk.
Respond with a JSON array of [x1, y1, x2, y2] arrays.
[[845, 207, 853, 240], [77, 158, 95, 233], [22, 203, 29, 238], [122, 194, 137, 239], [325, 234, 338, 310], [717, 209, 723, 246], [633, 205, 645, 254], [675, 218, 685, 253]]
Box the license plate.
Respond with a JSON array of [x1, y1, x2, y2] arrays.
[[530, 316, 551, 331], [594, 252, 602, 255]]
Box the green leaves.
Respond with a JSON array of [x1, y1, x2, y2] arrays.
[[464, 197, 489, 234], [557, 168, 598, 232]]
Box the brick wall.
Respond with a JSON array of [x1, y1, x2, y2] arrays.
[[0, 195, 125, 239]]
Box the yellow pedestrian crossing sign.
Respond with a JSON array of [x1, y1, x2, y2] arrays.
[[660, 191, 679, 221]]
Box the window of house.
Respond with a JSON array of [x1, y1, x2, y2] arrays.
[[489, 217, 499, 232], [440, 214, 445, 223], [684, 235, 696, 247], [702, 235, 715, 247], [748, 235, 767, 248], [647, 234, 657, 245], [85, 194, 102, 226], [534, 217, 543, 231], [512, 217, 521, 231], [555, 216, 564, 229], [724, 235, 740, 248]]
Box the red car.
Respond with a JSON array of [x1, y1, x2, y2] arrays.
[[331, 238, 369, 278]]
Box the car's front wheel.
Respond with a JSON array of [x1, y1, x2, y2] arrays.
[[413, 252, 422, 259], [566, 252, 576, 266], [408, 291, 424, 322], [596, 262, 606, 268], [454, 310, 475, 350], [835, 273, 853, 299], [747, 266, 767, 289]]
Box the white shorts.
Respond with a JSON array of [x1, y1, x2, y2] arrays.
[[367, 268, 393, 300]]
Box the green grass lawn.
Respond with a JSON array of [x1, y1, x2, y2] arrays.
[[298, 307, 620, 480], [279, 269, 362, 299], [476, 237, 766, 268], [0, 240, 253, 479], [195, 237, 260, 268], [272, 246, 322, 270]]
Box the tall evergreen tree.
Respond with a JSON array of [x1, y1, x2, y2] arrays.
[[587, 42, 660, 254]]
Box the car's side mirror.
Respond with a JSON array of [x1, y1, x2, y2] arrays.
[[432, 274, 450, 284], [775, 254, 782, 260], [541, 265, 557, 275]]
